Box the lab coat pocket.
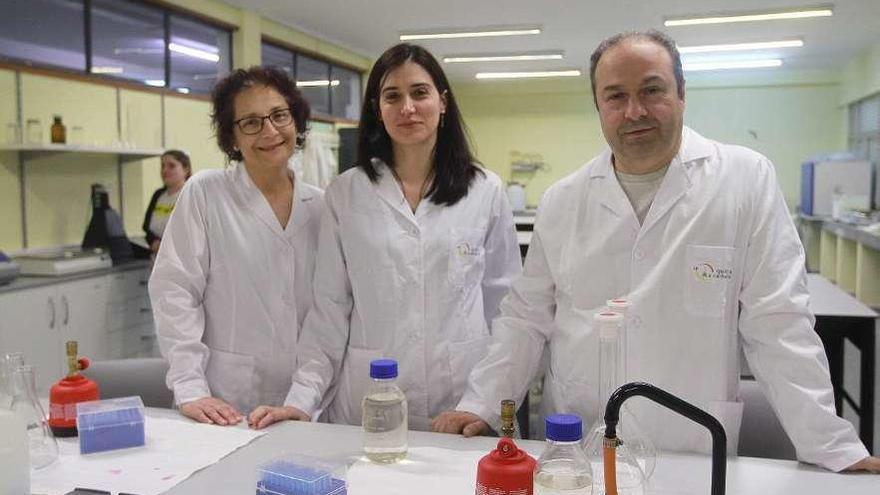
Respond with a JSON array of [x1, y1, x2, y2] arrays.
[[448, 227, 486, 290], [205, 348, 256, 414], [685, 245, 738, 318], [708, 400, 744, 455], [448, 336, 491, 402], [338, 346, 384, 425]]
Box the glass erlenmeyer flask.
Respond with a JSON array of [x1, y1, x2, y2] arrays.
[[584, 311, 647, 494], [1, 352, 25, 410], [11, 365, 58, 469]]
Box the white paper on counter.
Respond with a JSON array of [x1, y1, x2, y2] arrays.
[[31, 416, 264, 495], [348, 447, 484, 495]]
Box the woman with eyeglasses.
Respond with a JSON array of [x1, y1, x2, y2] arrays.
[[247, 44, 521, 431], [149, 66, 324, 426]]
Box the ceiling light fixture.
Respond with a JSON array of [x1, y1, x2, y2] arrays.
[[168, 42, 220, 62], [444, 52, 564, 63], [90, 66, 124, 74], [144, 80, 166, 87], [400, 27, 541, 41], [678, 39, 804, 54], [296, 80, 341, 87], [475, 70, 582, 80], [683, 59, 783, 71], [665, 6, 832, 26]]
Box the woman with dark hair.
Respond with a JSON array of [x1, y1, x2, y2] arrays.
[[143, 149, 192, 255], [248, 43, 521, 431], [149, 66, 324, 426]]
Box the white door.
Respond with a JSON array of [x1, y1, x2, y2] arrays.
[[0, 286, 63, 394]]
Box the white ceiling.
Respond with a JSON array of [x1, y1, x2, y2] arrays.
[[222, 0, 880, 80]]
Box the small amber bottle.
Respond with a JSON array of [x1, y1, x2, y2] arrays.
[[500, 399, 516, 438], [50, 115, 66, 144]]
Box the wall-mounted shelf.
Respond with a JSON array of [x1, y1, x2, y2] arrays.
[[0, 143, 164, 161]]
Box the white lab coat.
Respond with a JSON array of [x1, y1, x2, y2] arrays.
[[285, 162, 522, 430], [149, 162, 323, 415], [457, 128, 868, 471]]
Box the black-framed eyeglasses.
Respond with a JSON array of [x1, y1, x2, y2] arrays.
[[233, 108, 294, 135]]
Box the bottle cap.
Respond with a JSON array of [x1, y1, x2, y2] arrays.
[[546, 414, 582, 442], [594, 311, 623, 340], [606, 298, 631, 313], [369, 359, 398, 379]]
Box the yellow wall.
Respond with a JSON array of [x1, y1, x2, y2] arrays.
[[456, 78, 845, 210], [0, 69, 21, 250]]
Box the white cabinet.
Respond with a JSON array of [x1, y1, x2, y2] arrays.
[[0, 285, 63, 394], [0, 265, 155, 392]]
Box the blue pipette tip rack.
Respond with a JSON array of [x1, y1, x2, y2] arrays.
[[76, 396, 145, 454]]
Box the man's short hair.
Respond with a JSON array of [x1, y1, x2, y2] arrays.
[[589, 30, 685, 108]]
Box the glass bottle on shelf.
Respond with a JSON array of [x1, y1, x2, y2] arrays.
[[11, 365, 58, 470], [51, 115, 66, 144], [5, 122, 21, 145], [25, 119, 42, 144]]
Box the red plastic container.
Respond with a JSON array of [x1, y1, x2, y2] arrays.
[[49, 357, 99, 437], [476, 437, 536, 495]]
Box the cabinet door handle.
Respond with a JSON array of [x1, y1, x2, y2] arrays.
[[62, 295, 70, 326], [48, 297, 56, 329]]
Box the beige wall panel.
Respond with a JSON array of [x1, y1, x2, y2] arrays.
[[20, 73, 118, 147], [24, 153, 118, 248], [0, 69, 22, 250], [163, 96, 225, 172]]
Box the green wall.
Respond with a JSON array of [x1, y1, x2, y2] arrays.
[[456, 76, 846, 210]]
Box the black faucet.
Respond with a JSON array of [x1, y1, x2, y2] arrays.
[[604, 382, 727, 495]]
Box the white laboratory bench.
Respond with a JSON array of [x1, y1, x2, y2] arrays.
[[150, 409, 879, 494]]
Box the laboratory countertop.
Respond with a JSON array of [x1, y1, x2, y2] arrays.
[[800, 213, 880, 251], [0, 259, 151, 295], [151, 407, 879, 495]]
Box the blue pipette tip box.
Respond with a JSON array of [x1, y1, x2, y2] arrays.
[[76, 396, 145, 454], [256, 455, 347, 495]]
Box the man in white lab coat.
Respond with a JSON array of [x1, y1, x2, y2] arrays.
[[433, 30, 880, 472]]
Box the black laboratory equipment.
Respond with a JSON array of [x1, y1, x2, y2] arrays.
[[81, 184, 135, 265], [602, 382, 728, 495]]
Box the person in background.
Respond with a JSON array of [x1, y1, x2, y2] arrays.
[[149, 66, 323, 427], [143, 150, 191, 255], [248, 43, 521, 430], [432, 30, 880, 473]]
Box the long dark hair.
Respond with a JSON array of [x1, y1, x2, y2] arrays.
[[356, 43, 482, 206]]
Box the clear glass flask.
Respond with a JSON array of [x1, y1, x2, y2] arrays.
[[362, 359, 407, 463], [534, 414, 594, 495], [602, 299, 658, 480], [11, 365, 58, 470], [583, 311, 647, 493]]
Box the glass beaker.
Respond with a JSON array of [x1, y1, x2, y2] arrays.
[[25, 119, 42, 144], [5, 122, 21, 145], [11, 365, 58, 470], [1, 353, 25, 409]]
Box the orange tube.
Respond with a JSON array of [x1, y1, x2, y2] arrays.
[[604, 440, 618, 495]]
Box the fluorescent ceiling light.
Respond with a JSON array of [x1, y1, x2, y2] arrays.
[[144, 80, 165, 87], [169, 42, 220, 62], [678, 39, 803, 54], [475, 70, 582, 80], [400, 27, 541, 41], [90, 66, 124, 74], [444, 52, 564, 63], [683, 59, 783, 71], [297, 80, 341, 87], [176, 87, 191, 94], [665, 7, 832, 26]]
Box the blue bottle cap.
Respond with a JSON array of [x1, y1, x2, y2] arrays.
[[545, 414, 583, 442], [369, 359, 398, 379]]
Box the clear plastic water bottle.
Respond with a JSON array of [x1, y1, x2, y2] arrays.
[[534, 414, 593, 495], [362, 359, 407, 463]]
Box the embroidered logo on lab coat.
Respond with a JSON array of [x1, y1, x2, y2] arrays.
[[692, 262, 732, 282], [457, 242, 481, 257]]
